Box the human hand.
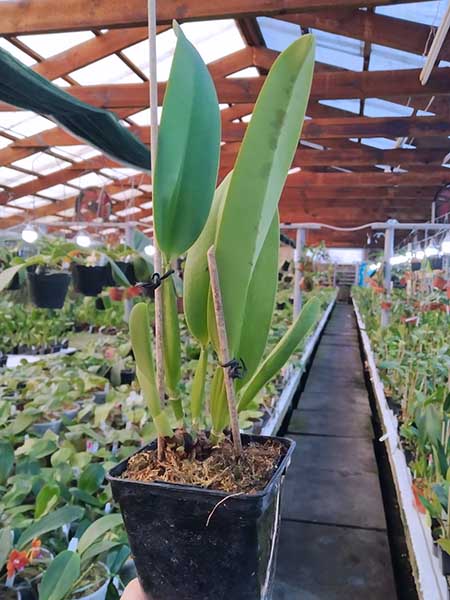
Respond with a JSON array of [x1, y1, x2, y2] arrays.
[[121, 578, 149, 600]]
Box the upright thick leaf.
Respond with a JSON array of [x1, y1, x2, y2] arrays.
[[214, 35, 315, 354], [35, 483, 60, 519], [0, 440, 14, 484], [153, 22, 221, 259], [78, 513, 123, 555], [17, 505, 84, 549], [162, 278, 181, 400], [239, 297, 320, 410], [0, 527, 11, 572], [39, 551, 80, 600], [184, 173, 232, 346], [236, 211, 279, 388]]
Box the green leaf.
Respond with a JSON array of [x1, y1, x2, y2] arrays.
[[0, 527, 12, 572], [213, 34, 315, 354], [51, 447, 74, 467], [0, 264, 25, 292], [39, 551, 80, 600], [0, 440, 14, 484], [438, 539, 450, 556], [153, 21, 221, 259], [78, 513, 123, 556], [70, 487, 104, 508], [104, 256, 131, 287], [81, 540, 121, 564], [236, 211, 279, 388], [35, 483, 60, 519], [239, 296, 320, 410], [9, 412, 34, 435], [79, 463, 105, 495], [184, 173, 232, 346], [162, 278, 181, 401], [129, 303, 172, 437], [17, 505, 84, 550]]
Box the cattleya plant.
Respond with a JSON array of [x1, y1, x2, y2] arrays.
[[129, 23, 319, 446]]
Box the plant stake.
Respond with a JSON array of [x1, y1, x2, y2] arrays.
[[207, 246, 243, 456], [148, 0, 166, 460]]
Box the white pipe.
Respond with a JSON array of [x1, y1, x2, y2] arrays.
[[420, 1, 450, 86]]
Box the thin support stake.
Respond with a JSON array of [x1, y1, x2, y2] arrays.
[[207, 246, 243, 457], [148, 0, 166, 460]]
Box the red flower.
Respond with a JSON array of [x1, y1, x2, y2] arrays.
[[7, 550, 29, 578]]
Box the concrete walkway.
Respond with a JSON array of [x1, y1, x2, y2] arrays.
[[274, 303, 397, 599]]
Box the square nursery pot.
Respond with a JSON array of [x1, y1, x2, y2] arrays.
[[72, 264, 109, 296], [430, 256, 443, 270], [27, 271, 70, 309], [107, 434, 295, 600]]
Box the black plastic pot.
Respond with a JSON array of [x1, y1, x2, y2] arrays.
[[430, 256, 443, 270], [120, 369, 135, 385], [28, 271, 70, 309], [439, 547, 450, 576], [411, 261, 421, 272], [108, 434, 295, 600], [7, 271, 21, 290], [115, 261, 137, 285], [72, 264, 108, 296]]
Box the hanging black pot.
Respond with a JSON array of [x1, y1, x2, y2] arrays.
[[72, 264, 108, 296], [115, 261, 137, 285], [411, 260, 421, 272], [108, 434, 295, 600], [430, 256, 443, 270], [28, 271, 70, 309]]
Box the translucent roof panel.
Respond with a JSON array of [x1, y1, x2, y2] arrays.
[[319, 99, 360, 115], [57, 208, 76, 217], [228, 67, 259, 78], [51, 146, 102, 162], [360, 138, 398, 150], [256, 18, 300, 52], [139, 201, 153, 209], [8, 196, 52, 209], [70, 55, 143, 85], [0, 167, 36, 186], [39, 184, 78, 200], [38, 215, 62, 223], [363, 98, 414, 118], [129, 108, 162, 127], [122, 20, 245, 81], [66, 172, 112, 189], [112, 189, 144, 201], [115, 206, 142, 217], [0, 112, 55, 138], [0, 136, 11, 150], [0, 206, 22, 218], [311, 29, 363, 71], [376, 2, 446, 26], [12, 152, 71, 176], [369, 44, 425, 71], [17, 31, 95, 58], [100, 168, 143, 180], [0, 39, 35, 66]]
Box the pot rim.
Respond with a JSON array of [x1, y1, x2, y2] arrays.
[[107, 433, 295, 501]]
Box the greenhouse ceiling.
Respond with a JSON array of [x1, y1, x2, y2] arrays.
[[0, 0, 448, 247]]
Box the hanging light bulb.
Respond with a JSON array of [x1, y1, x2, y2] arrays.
[[76, 231, 92, 248], [442, 233, 450, 254], [144, 244, 155, 257], [415, 250, 425, 260], [21, 224, 38, 244]]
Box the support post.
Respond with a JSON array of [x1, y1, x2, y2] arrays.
[[381, 220, 395, 328], [124, 223, 134, 322], [293, 228, 305, 318]]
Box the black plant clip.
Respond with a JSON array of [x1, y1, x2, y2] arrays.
[[220, 357, 247, 380], [138, 269, 175, 293]]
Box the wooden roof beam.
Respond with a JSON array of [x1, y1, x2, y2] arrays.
[[0, 0, 426, 35]]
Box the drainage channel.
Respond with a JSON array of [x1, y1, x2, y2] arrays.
[[273, 301, 399, 599]]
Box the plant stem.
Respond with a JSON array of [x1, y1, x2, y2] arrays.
[[207, 245, 242, 457], [148, 0, 166, 461]]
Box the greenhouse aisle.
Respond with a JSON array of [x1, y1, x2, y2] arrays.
[[274, 303, 397, 599]]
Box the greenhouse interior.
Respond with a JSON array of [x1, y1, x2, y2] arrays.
[[0, 1, 450, 599]]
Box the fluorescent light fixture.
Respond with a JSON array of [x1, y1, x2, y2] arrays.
[[425, 245, 439, 257], [415, 250, 425, 260], [144, 244, 155, 257], [390, 255, 408, 265], [76, 232, 92, 248], [21, 224, 38, 244], [442, 238, 450, 254]]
